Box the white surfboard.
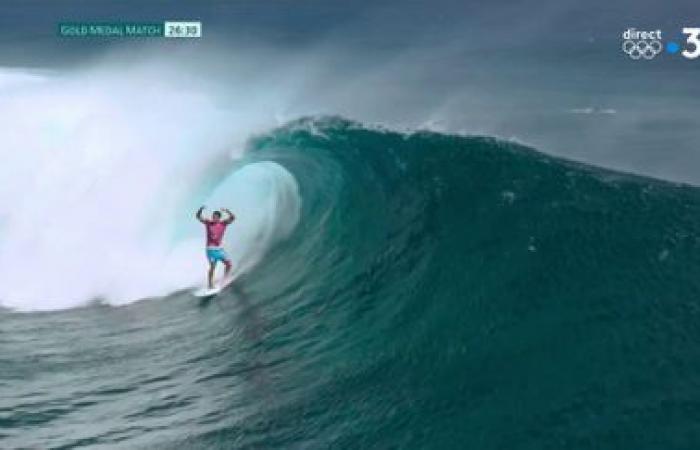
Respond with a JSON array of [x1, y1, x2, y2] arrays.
[[193, 274, 236, 298]]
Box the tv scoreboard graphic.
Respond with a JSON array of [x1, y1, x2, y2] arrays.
[[622, 27, 700, 60], [58, 21, 202, 38]]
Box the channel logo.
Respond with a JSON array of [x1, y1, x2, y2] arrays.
[[621, 27, 700, 60], [621, 28, 663, 60]]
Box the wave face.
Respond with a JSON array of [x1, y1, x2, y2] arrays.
[[4, 117, 700, 449]]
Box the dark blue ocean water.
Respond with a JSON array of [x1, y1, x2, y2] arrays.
[[3, 117, 700, 449]]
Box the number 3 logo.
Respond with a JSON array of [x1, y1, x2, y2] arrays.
[[683, 27, 700, 59]]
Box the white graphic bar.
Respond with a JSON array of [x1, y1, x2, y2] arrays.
[[164, 21, 202, 38]]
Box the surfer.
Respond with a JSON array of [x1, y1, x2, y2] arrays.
[[196, 206, 235, 289]]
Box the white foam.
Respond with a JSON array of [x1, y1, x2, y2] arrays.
[[0, 67, 300, 311]]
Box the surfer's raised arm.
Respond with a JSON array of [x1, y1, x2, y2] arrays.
[[196, 206, 207, 224], [222, 208, 235, 224]]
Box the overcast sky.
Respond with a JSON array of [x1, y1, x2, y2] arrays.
[[0, 0, 698, 184]]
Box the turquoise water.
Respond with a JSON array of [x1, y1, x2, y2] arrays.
[[3, 117, 700, 448]]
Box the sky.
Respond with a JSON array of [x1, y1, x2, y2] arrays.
[[0, 0, 698, 184]]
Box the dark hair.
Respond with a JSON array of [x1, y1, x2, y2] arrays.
[[213, 210, 222, 218]]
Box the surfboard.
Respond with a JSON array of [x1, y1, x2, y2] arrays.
[[193, 275, 236, 298]]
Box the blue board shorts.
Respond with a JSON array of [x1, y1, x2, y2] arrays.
[[206, 247, 230, 263]]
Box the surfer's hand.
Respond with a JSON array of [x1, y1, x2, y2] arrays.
[[222, 208, 235, 223]]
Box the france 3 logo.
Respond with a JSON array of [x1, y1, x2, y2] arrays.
[[622, 28, 700, 60]]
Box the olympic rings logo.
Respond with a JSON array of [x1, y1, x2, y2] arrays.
[[622, 40, 663, 59]]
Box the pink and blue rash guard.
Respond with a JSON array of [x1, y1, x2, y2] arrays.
[[205, 221, 228, 247]]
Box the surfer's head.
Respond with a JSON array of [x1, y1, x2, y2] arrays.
[[212, 211, 222, 222]]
